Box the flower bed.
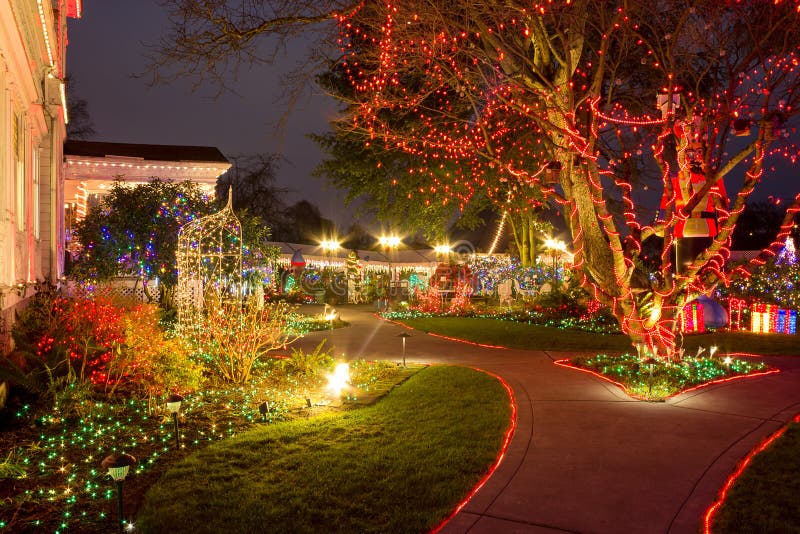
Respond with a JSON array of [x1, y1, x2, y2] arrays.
[[0, 361, 417, 532], [558, 353, 776, 401]]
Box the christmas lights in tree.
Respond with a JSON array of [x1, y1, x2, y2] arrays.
[[776, 236, 797, 265], [334, 1, 800, 360]]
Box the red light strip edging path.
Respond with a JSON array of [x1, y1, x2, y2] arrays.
[[553, 358, 636, 396], [675, 369, 780, 397], [703, 413, 800, 533], [552, 359, 781, 401], [376, 313, 416, 331], [376, 313, 509, 349], [430, 367, 517, 534], [426, 331, 509, 349]]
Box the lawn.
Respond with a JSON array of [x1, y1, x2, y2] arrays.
[[137, 366, 512, 533], [395, 316, 800, 356], [711, 421, 800, 533], [398, 316, 635, 352]]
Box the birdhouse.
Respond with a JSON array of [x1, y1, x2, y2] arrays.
[[544, 161, 562, 185]]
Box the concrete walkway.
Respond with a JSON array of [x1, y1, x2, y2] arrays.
[[293, 305, 800, 534]]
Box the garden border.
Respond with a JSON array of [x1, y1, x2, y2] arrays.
[[552, 358, 781, 401], [702, 412, 800, 533], [430, 367, 517, 533]]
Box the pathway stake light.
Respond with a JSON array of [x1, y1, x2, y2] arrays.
[[259, 401, 270, 422], [398, 332, 412, 367], [102, 453, 136, 534], [166, 393, 184, 449], [643, 357, 659, 398]]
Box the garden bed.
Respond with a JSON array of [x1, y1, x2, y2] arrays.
[[557, 353, 776, 401], [0, 361, 417, 533]]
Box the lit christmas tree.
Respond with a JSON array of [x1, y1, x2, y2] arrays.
[[776, 236, 797, 266]]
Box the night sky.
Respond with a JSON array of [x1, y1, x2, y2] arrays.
[[66, 1, 347, 224]]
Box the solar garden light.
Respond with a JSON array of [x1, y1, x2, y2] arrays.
[[102, 453, 136, 534], [166, 393, 184, 449], [259, 401, 270, 422], [398, 332, 412, 367]]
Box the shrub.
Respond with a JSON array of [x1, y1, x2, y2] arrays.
[[4, 291, 202, 413], [278, 341, 334, 386], [190, 299, 301, 385], [348, 360, 401, 390], [116, 304, 204, 408]]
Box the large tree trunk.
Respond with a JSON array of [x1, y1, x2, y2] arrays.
[[509, 213, 541, 267]]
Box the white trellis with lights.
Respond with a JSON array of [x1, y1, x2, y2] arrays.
[[176, 188, 243, 328]]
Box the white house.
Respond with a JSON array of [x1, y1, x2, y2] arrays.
[[0, 0, 82, 348], [63, 140, 231, 252]]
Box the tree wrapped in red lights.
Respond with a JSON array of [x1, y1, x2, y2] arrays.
[[333, 0, 800, 359], [153, 0, 800, 359]]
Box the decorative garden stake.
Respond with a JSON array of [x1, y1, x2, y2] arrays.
[[259, 401, 270, 422], [643, 357, 659, 399], [166, 394, 184, 449], [102, 453, 136, 534], [176, 186, 243, 330], [398, 332, 412, 367]]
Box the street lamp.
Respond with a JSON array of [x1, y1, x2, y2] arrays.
[[102, 453, 136, 534], [543, 237, 568, 285], [320, 239, 340, 262], [166, 393, 184, 449], [379, 235, 401, 304], [320, 239, 340, 303], [434, 243, 451, 259]]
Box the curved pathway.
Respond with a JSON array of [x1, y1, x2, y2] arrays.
[[294, 305, 800, 534]]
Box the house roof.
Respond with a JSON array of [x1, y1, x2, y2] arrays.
[[64, 140, 230, 164]]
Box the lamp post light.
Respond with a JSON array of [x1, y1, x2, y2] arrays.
[[102, 453, 136, 534], [434, 244, 451, 261], [543, 237, 568, 285], [166, 393, 184, 449], [398, 332, 412, 367], [320, 239, 340, 303], [320, 239, 340, 266], [379, 235, 401, 297]]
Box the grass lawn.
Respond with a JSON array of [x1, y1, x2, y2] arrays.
[[396, 316, 800, 356], [398, 316, 635, 352], [712, 422, 800, 532], [137, 366, 511, 533]]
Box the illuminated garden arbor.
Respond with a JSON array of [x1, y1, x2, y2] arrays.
[[176, 188, 243, 328]]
